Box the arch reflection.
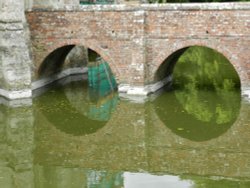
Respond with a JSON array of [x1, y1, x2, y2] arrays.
[[35, 44, 118, 136], [34, 77, 118, 136], [154, 46, 241, 141], [154, 89, 240, 142]]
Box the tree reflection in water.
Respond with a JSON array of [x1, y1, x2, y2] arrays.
[[154, 46, 241, 141]]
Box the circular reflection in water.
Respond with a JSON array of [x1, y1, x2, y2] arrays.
[[154, 88, 241, 142], [154, 45, 241, 141], [34, 78, 118, 136]]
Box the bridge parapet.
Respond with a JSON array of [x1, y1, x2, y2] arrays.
[[26, 2, 250, 12]]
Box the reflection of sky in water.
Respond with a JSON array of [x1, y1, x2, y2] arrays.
[[123, 172, 193, 188], [32, 166, 250, 188], [1, 163, 250, 188], [32, 166, 194, 188]]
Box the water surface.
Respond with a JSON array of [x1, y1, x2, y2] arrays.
[[0, 76, 249, 187]]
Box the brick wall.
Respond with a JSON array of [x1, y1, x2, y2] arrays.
[[26, 9, 146, 86], [26, 3, 250, 93], [145, 6, 250, 88]]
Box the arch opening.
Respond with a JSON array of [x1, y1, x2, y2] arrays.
[[155, 47, 188, 83], [155, 45, 241, 92], [35, 45, 118, 136], [153, 46, 241, 141], [38, 45, 75, 78], [37, 45, 117, 95]]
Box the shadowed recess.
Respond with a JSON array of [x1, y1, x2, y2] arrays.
[[38, 45, 75, 78], [155, 47, 188, 82]]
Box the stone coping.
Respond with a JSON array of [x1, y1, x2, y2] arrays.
[[27, 3, 250, 12]]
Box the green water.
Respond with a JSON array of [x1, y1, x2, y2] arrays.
[[0, 77, 249, 187], [0, 47, 250, 187]]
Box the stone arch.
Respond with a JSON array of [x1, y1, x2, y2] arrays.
[[152, 42, 245, 89], [38, 40, 120, 84], [152, 44, 244, 142]]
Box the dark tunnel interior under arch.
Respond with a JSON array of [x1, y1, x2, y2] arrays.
[[155, 47, 189, 82], [38, 45, 115, 82], [38, 45, 75, 78]]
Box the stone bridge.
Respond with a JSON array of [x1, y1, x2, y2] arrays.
[[1, 2, 250, 99]]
